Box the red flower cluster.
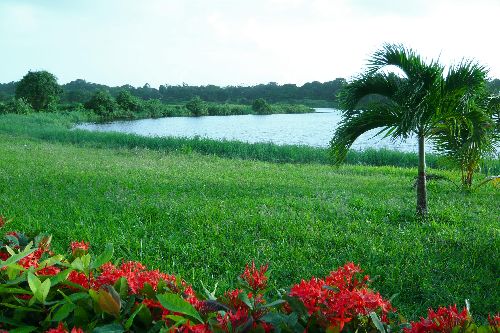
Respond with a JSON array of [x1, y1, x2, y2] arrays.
[[66, 260, 179, 295], [45, 322, 83, 333], [97, 261, 177, 294], [289, 262, 393, 330], [489, 314, 500, 329], [70, 240, 89, 256], [19, 248, 46, 269], [240, 261, 268, 291], [405, 305, 470, 333], [142, 298, 170, 321]]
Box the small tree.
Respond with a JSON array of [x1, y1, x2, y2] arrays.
[[252, 98, 271, 115], [116, 90, 142, 112], [433, 94, 499, 188], [15, 71, 62, 111], [0, 98, 34, 114], [185, 96, 207, 116], [84, 91, 119, 118]]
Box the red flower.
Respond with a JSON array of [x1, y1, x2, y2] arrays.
[[240, 261, 268, 291], [18, 248, 45, 269], [176, 321, 211, 333], [95, 261, 176, 294], [0, 252, 9, 261], [217, 308, 250, 331], [38, 265, 61, 276], [488, 314, 500, 328], [405, 305, 470, 333], [184, 285, 203, 310], [5, 231, 18, 238], [70, 241, 89, 256], [45, 322, 68, 333], [142, 299, 170, 320], [15, 294, 32, 300], [44, 323, 83, 333], [289, 263, 393, 331], [67, 271, 94, 289], [224, 289, 246, 310]]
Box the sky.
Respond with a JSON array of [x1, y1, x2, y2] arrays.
[[1, 0, 499, 87]]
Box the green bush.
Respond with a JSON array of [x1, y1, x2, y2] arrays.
[[116, 90, 142, 112], [84, 91, 120, 118], [0, 98, 35, 114], [186, 96, 208, 116], [252, 98, 272, 115]]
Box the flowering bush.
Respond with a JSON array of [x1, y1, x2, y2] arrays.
[[0, 223, 498, 332]]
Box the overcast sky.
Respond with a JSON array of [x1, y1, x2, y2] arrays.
[[1, 0, 499, 87]]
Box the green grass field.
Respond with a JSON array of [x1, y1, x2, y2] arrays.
[[0, 113, 498, 320]]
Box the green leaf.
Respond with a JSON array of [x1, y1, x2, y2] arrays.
[[0, 303, 44, 312], [0, 286, 31, 294], [71, 257, 85, 272], [201, 281, 218, 301], [0, 246, 36, 270], [124, 304, 144, 330], [98, 288, 121, 318], [9, 326, 37, 333], [52, 302, 77, 322], [93, 323, 124, 333], [114, 277, 129, 299], [27, 272, 41, 300], [91, 243, 114, 270], [156, 293, 203, 323], [51, 268, 73, 287], [370, 312, 386, 333], [238, 291, 254, 310], [259, 299, 286, 309], [283, 295, 308, 319], [39, 278, 51, 303]]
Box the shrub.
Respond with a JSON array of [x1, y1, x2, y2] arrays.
[[84, 91, 120, 118], [186, 96, 207, 117], [116, 90, 142, 113], [252, 98, 272, 115], [0, 221, 498, 332], [0, 97, 35, 114]]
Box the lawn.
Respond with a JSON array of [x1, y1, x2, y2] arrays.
[[0, 113, 498, 320]]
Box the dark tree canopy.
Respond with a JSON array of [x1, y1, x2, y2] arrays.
[[15, 71, 62, 111], [84, 90, 118, 117], [252, 98, 271, 114]]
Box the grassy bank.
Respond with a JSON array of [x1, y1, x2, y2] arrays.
[[0, 112, 499, 175], [0, 132, 498, 320]]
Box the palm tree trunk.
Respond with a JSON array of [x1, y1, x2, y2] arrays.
[[416, 132, 428, 216]]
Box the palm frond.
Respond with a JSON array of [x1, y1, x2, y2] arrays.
[[330, 104, 402, 164], [338, 73, 402, 114], [367, 43, 443, 83]]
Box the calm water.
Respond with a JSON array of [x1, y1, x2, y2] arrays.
[[76, 108, 430, 152]]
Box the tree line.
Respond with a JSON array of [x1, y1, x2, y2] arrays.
[[0, 77, 350, 106]]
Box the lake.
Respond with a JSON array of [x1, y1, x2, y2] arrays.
[[76, 108, 430, 152]]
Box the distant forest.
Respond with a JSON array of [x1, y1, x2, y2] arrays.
[[0, 77, 499, 107], [0, 78, 347, 107]]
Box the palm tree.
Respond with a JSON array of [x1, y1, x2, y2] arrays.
[[432, 86, 498, 188], [330, 44, 488, 215]]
